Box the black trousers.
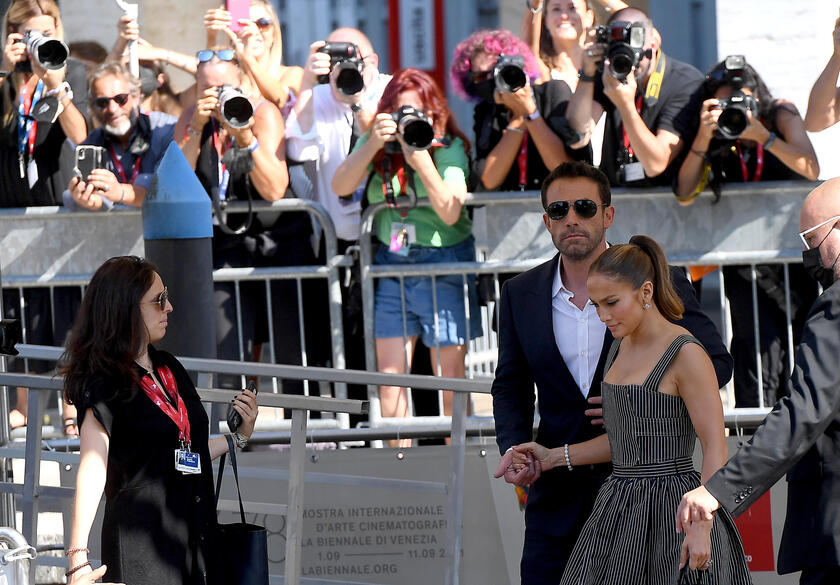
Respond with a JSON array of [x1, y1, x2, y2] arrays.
[[800, 566, 840, 585]]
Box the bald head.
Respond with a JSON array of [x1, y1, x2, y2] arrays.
[[800, 179, 840, 234], [609, 7, 652, 30], [327, 27, 374, 58]]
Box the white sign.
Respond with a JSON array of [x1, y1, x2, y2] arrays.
[[399, 0, 436, 70]]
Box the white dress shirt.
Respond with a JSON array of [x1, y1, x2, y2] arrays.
[[284, 73, 391, 241], [552, 256, 606, 397]]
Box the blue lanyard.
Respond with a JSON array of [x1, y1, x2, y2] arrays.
[[17, 79, 45, 158]]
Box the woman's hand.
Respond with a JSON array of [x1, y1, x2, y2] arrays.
[[204, 8, 232, 32], [678, 517, 713, 571], [580, 30, 605, 78], [369, 112, 397, 149], [231, 387, 258, 440], [512, 442, 555, 472], [695, 98, 722, 145], [68, 564, 125, 585], [2, 33, 25, 71], [738, 108, 771, 144]]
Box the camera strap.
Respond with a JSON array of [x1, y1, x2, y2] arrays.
[[621, 95, 644, 159], [735, 143, 763, 182], [517, 132, 528, 190]]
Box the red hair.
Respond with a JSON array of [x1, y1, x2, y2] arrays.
[[372, 68, 470, 173]]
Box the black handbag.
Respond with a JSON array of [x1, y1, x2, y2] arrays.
[[676, 564, 710, 585], [215, 435, 269, 585]]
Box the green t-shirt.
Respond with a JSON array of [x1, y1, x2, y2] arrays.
[[353, 133, 472, 247]]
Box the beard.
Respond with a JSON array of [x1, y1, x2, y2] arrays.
[[102, 107, 137, 138], [554, 226, 605, 261]]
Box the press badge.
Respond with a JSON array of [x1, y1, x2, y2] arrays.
[[619, 161, 645, 183], [389, 222, 416, 257], [26, 158, 38, 189], [175, 448, 201, 474]]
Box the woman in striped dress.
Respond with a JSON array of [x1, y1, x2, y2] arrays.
[[512, 235, 752, 584]]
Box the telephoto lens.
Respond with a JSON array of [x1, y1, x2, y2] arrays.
[[388, 106, 435, 153], [24, 31, 69, 70], [493, 54, 527, 93], [217, 85, 254, 129]]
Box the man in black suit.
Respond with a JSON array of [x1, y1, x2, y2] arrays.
[[491, 161, 732, 585], [677, 178, 840, 585]]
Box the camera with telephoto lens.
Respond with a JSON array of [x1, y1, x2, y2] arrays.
[[493, 54, 527, 93], [0, 320, 22, 357], [385, 105, 435, 154], [317, 42, 365, 95], [217, 85, 253, 129], [15, 30, 69, 73], [593, 21, 646, 80], [713, 55, 759, 140]]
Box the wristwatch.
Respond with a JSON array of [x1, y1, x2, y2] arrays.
[[578, 69, 597, 83], [763, 132, 777, 150], [525, 0, 542, 16], [525, 109, 540, 121]]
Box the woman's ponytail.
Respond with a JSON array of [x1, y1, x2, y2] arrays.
[[628, 235, 684, 321]]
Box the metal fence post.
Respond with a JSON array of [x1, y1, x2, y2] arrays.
[[284, 408, 308, 585], [22, 389, 46, 585], [445, 391, 468, 585], [0, 263, 15, 527]]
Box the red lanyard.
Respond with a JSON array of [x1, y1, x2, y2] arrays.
[[736, 143, 763, 182], [382, 163, 408, 205], [621, 95, 644, 158], [517, 132, 528, 189], [139, 365, 191, 446], [20, 83, 38, 158], [107, 143, 142, 183]]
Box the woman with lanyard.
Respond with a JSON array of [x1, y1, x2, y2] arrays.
[[675, 56, 820, 410], [0, 0, 86, 207], [62, 256, 258, 585], [332, 68, 481, 446]]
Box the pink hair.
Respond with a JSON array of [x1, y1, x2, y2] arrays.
[[450, 29, 541, 102]]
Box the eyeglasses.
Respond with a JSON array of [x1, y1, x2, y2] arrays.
[[197, 49, 236, 64], [143, 287, 169, 311], [799, 215, 840, 249], [93, 93, 130, 110], [254, 17, 272, 29], [545, 199, 606, 220]]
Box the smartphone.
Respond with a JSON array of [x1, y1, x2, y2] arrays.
[[227, 380, 257, 432], [73, 145, 107, 181], [226, 0, 251, 33]]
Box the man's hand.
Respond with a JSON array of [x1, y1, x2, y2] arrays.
[[676, 485, 720, 534], [493, 448, 541, 486], [495, 85, 538, 119], [192, 87, 220, 130], [86, 169, 122, 202], [225, 118, 256, 148], [602, 63, 638, 111], [69, 177, 103, 211], [117, 15, 140, 43], [585, 396, 604, 426], [302, 41, 330, 90]]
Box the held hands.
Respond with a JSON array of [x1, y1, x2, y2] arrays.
[[678, 517, 714, 571], [494, 85, 538, 120], [493, 447, 542, 486], [230, 387, 258, 440], [676, 485, 720, 534]]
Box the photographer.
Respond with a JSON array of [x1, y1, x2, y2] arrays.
[[285, 27, 391, 244], [566, 7, 703, 187], [331, 68, 482, 440], [451, 29, 589, 192], [175, 50, 317, 395], [64, 62, 176, 211], [675, 56, 819, 408]]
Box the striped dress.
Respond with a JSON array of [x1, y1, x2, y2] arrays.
[[559, 334, 753, 585]]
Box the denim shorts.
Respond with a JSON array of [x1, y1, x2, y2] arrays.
[[374, 236, 483, 347]]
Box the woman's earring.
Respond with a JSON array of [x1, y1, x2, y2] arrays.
[[643, 303, 651, 310]]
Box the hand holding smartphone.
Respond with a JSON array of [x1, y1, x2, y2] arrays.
[[226, 0, 250, 33], [73, 145, 107, 181], [227, 380, 257, 432]]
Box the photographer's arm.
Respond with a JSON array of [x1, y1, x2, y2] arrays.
[[66, 413, 109, 584], [520, 1, 551, 82], [331, 133, 384, 196], [750, 102, 819, 181], [292, 41, 329, 135], [481, 117, 525, 190], [231, 102, 288, 201], [804, 15, 840, 132], [675, 99, 719, 204], [565, 39, 604, 148], [38, 63, 87, 144], [403, 143, 467, 227]]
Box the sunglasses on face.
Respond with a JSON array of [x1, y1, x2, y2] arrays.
[[196, 49, 236, 64], [144, 287, 169, 311], [545, 199, 605, 220], [93, 93, 130, 110], [254, 17, 272, 29]]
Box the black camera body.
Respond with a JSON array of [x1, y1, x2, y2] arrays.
[[0, 320, 22, 357], [493, 54, 527, 94], [16, 30, 69, 73], [716, 91, 759, 140], [593, 21, 646, 80], [317, 42, 365, 95], [385, 105, 435, 154], [217, 85, 253, 129]]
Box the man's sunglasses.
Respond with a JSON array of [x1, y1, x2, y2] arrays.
[[545, 199, 606, 220], [197, 49, 236, 64], [144, 287, 169, 311], [93, 93, 130, 110]]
